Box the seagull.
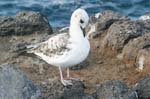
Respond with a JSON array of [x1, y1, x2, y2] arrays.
[[18, 8, 90, 86]]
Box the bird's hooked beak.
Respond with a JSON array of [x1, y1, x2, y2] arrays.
[[80, 26, 86, 37]]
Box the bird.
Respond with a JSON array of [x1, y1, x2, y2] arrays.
[[17, 8, 90, 86]]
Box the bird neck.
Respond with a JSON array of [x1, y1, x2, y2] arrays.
[[69, 23, 84, 39]]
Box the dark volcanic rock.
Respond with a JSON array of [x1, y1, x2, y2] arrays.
[[39, 78, 64, 99], [137, 20, 150, 35], [63, 80, 94, 99], [135, 76, 150, 99], [102, 20, 142, 53], [122, 33, 150, 67], [87, 10, 129, 38], [0, 64, 41, 99], [0, 11, 53, 36], [96, 10, 129, 31], [40, 78, 94, 99], [95, 80, 137, 99]]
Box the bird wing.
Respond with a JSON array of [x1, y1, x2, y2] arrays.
[[29, 33, 70, 58]]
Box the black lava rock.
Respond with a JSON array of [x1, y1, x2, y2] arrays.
[[95, 80, 137, 99], [0, 64, 41, 99]]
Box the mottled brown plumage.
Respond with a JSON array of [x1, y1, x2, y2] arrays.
[[30, 33, 70, 57]]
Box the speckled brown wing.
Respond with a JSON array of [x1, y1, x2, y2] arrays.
[[30, 33, 70, 58]]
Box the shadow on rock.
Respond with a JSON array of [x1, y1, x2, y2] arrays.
[[39, 78, 94, 99], [135, 76, 150, 99], [0, 11, 53, 36], [95, 80, 137, 99], [0, 64, 41, 99]]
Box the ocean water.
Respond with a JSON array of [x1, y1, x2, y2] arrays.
[[0, 0, 150, 27]]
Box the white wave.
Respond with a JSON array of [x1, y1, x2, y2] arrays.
[[81, 3, 99, 9], [49, 0, 75, 5]]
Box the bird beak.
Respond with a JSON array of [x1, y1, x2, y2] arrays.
[[80, 26, 86, 37]]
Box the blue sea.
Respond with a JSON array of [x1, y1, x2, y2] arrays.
[[0, 0, 150, 27]]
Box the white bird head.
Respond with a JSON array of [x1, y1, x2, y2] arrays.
[[70, 8, 89, 35]]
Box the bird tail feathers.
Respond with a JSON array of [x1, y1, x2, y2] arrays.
[[13, 42, 39, 55]]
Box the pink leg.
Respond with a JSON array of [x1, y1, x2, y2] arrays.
[[67, 67, 80, 81], [67, 67, 70, 78], [58, 66, 72, 86], [59, 66, 64, 83]]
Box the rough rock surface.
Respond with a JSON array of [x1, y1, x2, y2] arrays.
[[135, 77, 150, 99], [95, 80, 137, 99], [122, 33, 150, 67], [39, 78, 94, 99], [0, 10, 149, 99], [87, 10, 129, 38], [0, 64, 41, 99], [0, 11, 53, 36], [96, 10, 128, 32], [138, 20, 150, 33], [102, 20, 142, 53], [39, 78, 64, 99]]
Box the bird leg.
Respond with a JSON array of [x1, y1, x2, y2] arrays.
[[66, 67, 80, 81], [67, 67, 70, 78], [59, 66, 72, 86]]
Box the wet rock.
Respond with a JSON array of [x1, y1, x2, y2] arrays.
[[0, 64, 41, 99], [135, 76, 150, 99], [95, 80, 137, 99], [0, 11, 53, 36], [102, 20, 142, 53], [39, 78, 94, 99], [122, 33, 150, 67], [87, 10, 129, 38]]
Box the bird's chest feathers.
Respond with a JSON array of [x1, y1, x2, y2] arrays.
[[69, 38, 90, 56]]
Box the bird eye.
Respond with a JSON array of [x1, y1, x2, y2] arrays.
[[80, 19, 84, 23]]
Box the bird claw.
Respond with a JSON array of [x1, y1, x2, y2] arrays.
[[68, 77, 80, 81], [61, 78, 80, 86], [61, 79, 73, 86]]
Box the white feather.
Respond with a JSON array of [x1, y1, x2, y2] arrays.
[[31, 8, 90, 68]]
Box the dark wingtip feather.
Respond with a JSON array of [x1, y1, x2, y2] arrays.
[[12, 42, 31, 55]]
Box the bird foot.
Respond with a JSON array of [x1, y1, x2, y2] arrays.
[[61, 78, 80, 86], [67, 77, 80, 81], [61, 79, 73, 86]]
